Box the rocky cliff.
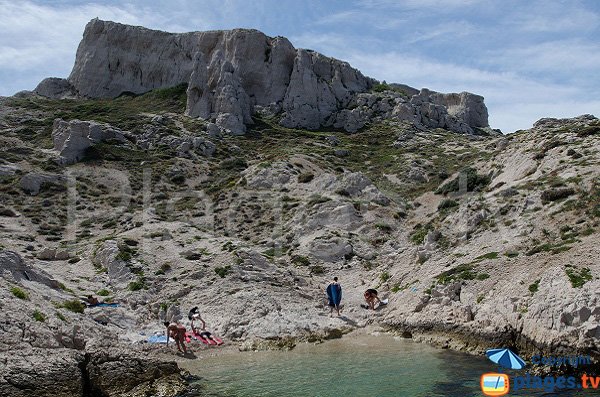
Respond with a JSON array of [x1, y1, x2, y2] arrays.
[[35, 19, 488, 135]]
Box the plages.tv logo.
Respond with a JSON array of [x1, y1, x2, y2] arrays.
[[481, 347, 598, 394], [480, 348, 526, 397], [481, 373, 510, 396]]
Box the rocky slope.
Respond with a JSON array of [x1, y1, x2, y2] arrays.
[[33, 19, 488, 135], [1, 21, 599, 397]]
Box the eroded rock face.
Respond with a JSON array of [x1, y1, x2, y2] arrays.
[[38, 19, 489, 134]]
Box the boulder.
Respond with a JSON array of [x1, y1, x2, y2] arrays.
[[0, 250, 60, 288], [20, 172, 66, 195], [52, 119, 127, 165], [34, 77, 78, 99], [92, 240, 133, 286]]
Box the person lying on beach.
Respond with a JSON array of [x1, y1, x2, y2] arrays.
[[197, 328, 223, 345], [188, 306, 206, 332], [364, 288, 381, 310], [164, 321, 187, 353]]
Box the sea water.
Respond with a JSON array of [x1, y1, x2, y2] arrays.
[[182, 335, 592, 396]]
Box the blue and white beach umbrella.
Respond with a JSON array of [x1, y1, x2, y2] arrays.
[[486, 348, 526, 370]]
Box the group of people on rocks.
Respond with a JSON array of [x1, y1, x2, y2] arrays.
[[326, 276, 386, 316], [163, 306, 222, 354]]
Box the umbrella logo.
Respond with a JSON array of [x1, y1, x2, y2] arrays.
[[486, 348, 526, 370]]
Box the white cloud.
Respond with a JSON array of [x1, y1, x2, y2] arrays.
[[404, 20, 476, 44], [508, 2, 600, 33], [362, 0, 481, 10], [0, 0, 219, 94]]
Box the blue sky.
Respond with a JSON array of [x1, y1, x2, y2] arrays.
[[0, 0, 598, 132]]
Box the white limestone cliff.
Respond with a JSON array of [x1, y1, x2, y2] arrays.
[[34, 19, 490, 134]]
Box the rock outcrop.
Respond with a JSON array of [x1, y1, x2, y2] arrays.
[[36, 19, 489, 134], [0, 348, 188, 397], [52, 119, 128, 165]]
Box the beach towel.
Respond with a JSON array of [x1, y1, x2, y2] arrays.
[[148, 334, 172, 344], [326, 283, 342, 307], [190, 330, 223, 346], [86, 302, 120, 308]]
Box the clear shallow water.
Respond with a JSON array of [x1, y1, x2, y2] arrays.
[[182, 335, 593, 397]]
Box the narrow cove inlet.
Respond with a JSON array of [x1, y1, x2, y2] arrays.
[[180, 335, 592, 397]]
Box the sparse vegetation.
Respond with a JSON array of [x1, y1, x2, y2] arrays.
[[97, 289, 111, 296], [436, 167, 490, 195], [528, 280, 540, 294], [310, 265, 325, 275], [475, 252, 499, 260], [380, 272, 391, 282], [291, 255, 311, 267], [565, 266, 593, 288], [128, 277, 147, 291], [33, 310, 46, 322], [215, 265, 231, 278], [436, 264, 476, 284], [541, 187, 575, 203], [297, 172, 314, 183], [410, 224, 432, 245], [60, 299, 85, 313], [11, 287, 29, 300], [437, 199, 459, 211]]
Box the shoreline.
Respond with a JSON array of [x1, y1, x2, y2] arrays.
[[168, 323, 600, 378]]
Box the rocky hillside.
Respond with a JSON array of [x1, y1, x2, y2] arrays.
[[1, 20, 599, 397]]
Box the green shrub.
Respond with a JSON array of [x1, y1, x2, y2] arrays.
[[291, 255, 311, 266], [541, 187, 575, 203], [220, 158, 248, 171], [380, 272, 391, 282], [297, 172, 314, 183], [372, 82, 390, 92], [435, 167, 490, 195], [214, 265, 231, 278], [11, 287, 29, 300], [33, 310, 46, 322], [410, 224, 431, 245], [128, 277, 147, 291], [375, 223, 393, 232], [436, 264, 476, 284], [97, 289, 110, 296], [565, 266, 592, 288], [310, 265, 325, 275], [528, 280, 540, 294], [155, 263, 172, 275], [476, 273, 490, 280], [437, 199, 459, 211], [61, 299, 85, 313], [475, 252, 499, 260]]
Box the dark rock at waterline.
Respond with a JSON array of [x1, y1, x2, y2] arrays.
[[0, 348, 188, 397]]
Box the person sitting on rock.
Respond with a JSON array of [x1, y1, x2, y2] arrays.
[[188, 306, 206, 333], [86, 295, 100, 306], [164, 321, 187, 353], [364, 288, 381, 310]]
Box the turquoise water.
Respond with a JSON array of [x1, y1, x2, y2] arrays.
[[183, 335, 594, 396]]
